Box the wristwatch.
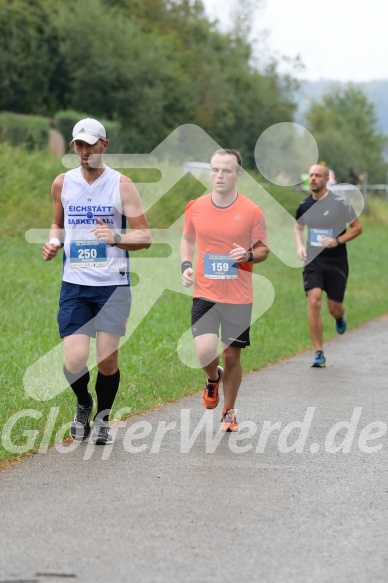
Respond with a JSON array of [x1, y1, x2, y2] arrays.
[[335, 237, 342, 245], [247, 250, 254, 262], [110, 234, 121, 247]]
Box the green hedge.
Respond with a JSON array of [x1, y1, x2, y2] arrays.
[[54, 110, 122, 152], [0, 113, 50, 150]]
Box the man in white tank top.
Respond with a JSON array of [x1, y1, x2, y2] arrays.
[[42, 118, 151, 445]]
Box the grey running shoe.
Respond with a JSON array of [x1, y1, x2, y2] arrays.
[[91, 421, 113, 445], [70, 396, 93, 441]]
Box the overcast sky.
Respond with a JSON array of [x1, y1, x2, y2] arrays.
[[203, 0, 388, 83]]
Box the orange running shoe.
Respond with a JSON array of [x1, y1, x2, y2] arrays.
[[221, 408, 239, 432], [202, 366, 223, 409]]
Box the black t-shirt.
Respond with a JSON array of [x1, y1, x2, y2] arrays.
[[295, 191, 357, 264]]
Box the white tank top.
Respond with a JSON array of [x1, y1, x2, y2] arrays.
[[61, 166, 130, 286]]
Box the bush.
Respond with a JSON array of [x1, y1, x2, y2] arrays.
[[0, 112, 50, 150]]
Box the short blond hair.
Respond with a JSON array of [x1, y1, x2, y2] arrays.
[[211, 149, 242, 170]]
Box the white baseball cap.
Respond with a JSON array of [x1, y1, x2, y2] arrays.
[[70, 118, 106, 145]]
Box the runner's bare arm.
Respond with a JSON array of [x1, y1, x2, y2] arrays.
[[180, 231, 196, 287], [321, 217, 363, 248], [92, 176, 151, 250], [251, 239, 270, 263], [42, 174, 65, 261], [119, 176, 151, 250], [293, 221, 307, 261], [335, 217, 363, 245]]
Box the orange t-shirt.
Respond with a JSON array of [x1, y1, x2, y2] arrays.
[[184, 193, 267, 304]]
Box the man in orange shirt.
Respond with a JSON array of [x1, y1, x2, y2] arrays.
[[180, 149, 269, 431]]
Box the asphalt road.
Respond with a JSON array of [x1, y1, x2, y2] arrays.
[[1, 317, 388, 583]]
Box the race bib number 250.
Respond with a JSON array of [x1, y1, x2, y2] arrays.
[[69, 240, 107, 267]]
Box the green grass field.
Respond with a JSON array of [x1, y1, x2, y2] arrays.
[[0, 144, 387, 464]]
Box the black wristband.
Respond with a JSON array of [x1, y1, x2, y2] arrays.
[[335, 237, 342, 245], [181, 261, 192, 274]]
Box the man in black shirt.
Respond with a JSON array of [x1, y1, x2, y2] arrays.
[[294, 164, 363, 367]]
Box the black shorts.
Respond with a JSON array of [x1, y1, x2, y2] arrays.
[[191, 298, 252, 348], [58, 282, 132, 338], [303, 260, 349, 303]]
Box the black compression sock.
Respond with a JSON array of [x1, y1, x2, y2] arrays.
[[94, 369, 120, 422], [63, 365, 91, 405]]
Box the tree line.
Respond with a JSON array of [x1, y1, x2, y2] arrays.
[[307, 86, 387, 184], [0, 0, 386, 181], [0, 0, 296, 166]]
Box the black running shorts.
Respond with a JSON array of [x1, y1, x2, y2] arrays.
[[191, 298, 252, 348], [303, 260, 349, 303]]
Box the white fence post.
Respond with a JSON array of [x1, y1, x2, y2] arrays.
[[362, 172, 368, 210], [386, 170, 388, 200]]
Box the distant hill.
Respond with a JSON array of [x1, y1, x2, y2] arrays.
[[294, 79, 388, 134]]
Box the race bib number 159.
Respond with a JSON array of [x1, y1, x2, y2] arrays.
[[204, 254, 238, 279]]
